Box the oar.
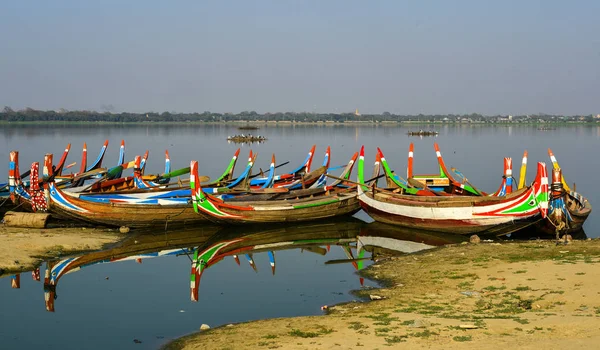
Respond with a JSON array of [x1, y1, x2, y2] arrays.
[[245, 187, 289, 194], [70, 168, 108, 183], [324, 173, 385, 187], [139, 175, 211, 189], [326, 173, 444, 196], [153, 167, 191, 181], [302, 246, 328, 256], [450, 167, 485, 196], [329, 172, 447, 196], [406, 177, 451, 196], [248, 161, 290, 179], [324, 257, 372, 265], [12, 169, 32, 183]]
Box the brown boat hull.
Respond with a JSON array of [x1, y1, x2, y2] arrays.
[[205, 194, 361, 225], [48, 188, 211, 228], [536, 194, 592, 235]]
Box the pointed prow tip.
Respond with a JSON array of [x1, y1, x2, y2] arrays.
[[190, 160, 198, 179]]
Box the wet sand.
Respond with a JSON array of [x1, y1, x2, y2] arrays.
[[0, 224, 123, 276], [164, 240, 600, 350]]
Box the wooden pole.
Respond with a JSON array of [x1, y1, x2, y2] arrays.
[[3, 211, 50, 228]]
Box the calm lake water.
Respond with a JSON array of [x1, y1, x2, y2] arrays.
[[0, 123, 598, 349]]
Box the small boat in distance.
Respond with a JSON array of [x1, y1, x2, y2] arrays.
[[238, 125, 260, 130], [407, 130, 439, 137], [227, 134, 267, 143]]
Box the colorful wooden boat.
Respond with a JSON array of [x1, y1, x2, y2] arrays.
[[386, 143, 526, 199], [7, 140, 120, 212], [61, 149, 285, 205], [249, 145, 316, 187], [357, 146, 550, 236], [46, 170, 212, 227], [270, 146, 330, 190], [223, 151, 358, 203], [9, 144, 216, 212], [394, 143, 483, 195], [189, 152, 361, 224], [535, 149, 591, 236]]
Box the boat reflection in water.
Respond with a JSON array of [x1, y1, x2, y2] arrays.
[[38, 219, 467, 312], [7, 268, 41, 289], [43, 225, 222, 312]]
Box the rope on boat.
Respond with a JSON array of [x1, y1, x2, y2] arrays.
[[550, 182, 566, 199], [9, 200, 27, 212], [182, 250, 194, 262], [0, 196, 10, 208], [161, 206, 188, 232], [545, 210, 569, 240], [500, 175, 517, 186]]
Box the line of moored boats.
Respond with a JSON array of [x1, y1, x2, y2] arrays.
[[0, 140, 591, 238]]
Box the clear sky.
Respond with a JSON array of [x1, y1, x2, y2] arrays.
[[1, 1, 598, 115]]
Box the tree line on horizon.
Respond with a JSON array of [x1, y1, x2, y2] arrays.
[[0, 106, 596, 123]]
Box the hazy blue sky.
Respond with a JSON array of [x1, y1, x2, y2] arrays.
[[1, 1, 598, 115]]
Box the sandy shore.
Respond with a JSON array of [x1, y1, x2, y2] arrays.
[[164, 239, 600, 350], [0, 224, 124, 276]]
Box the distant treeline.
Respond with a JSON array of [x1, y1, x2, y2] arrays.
[[0, 107, 597, 123]]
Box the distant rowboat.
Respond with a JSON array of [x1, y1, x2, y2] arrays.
[[227, 134, 266, 143], [407, 130, 439, 136]]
